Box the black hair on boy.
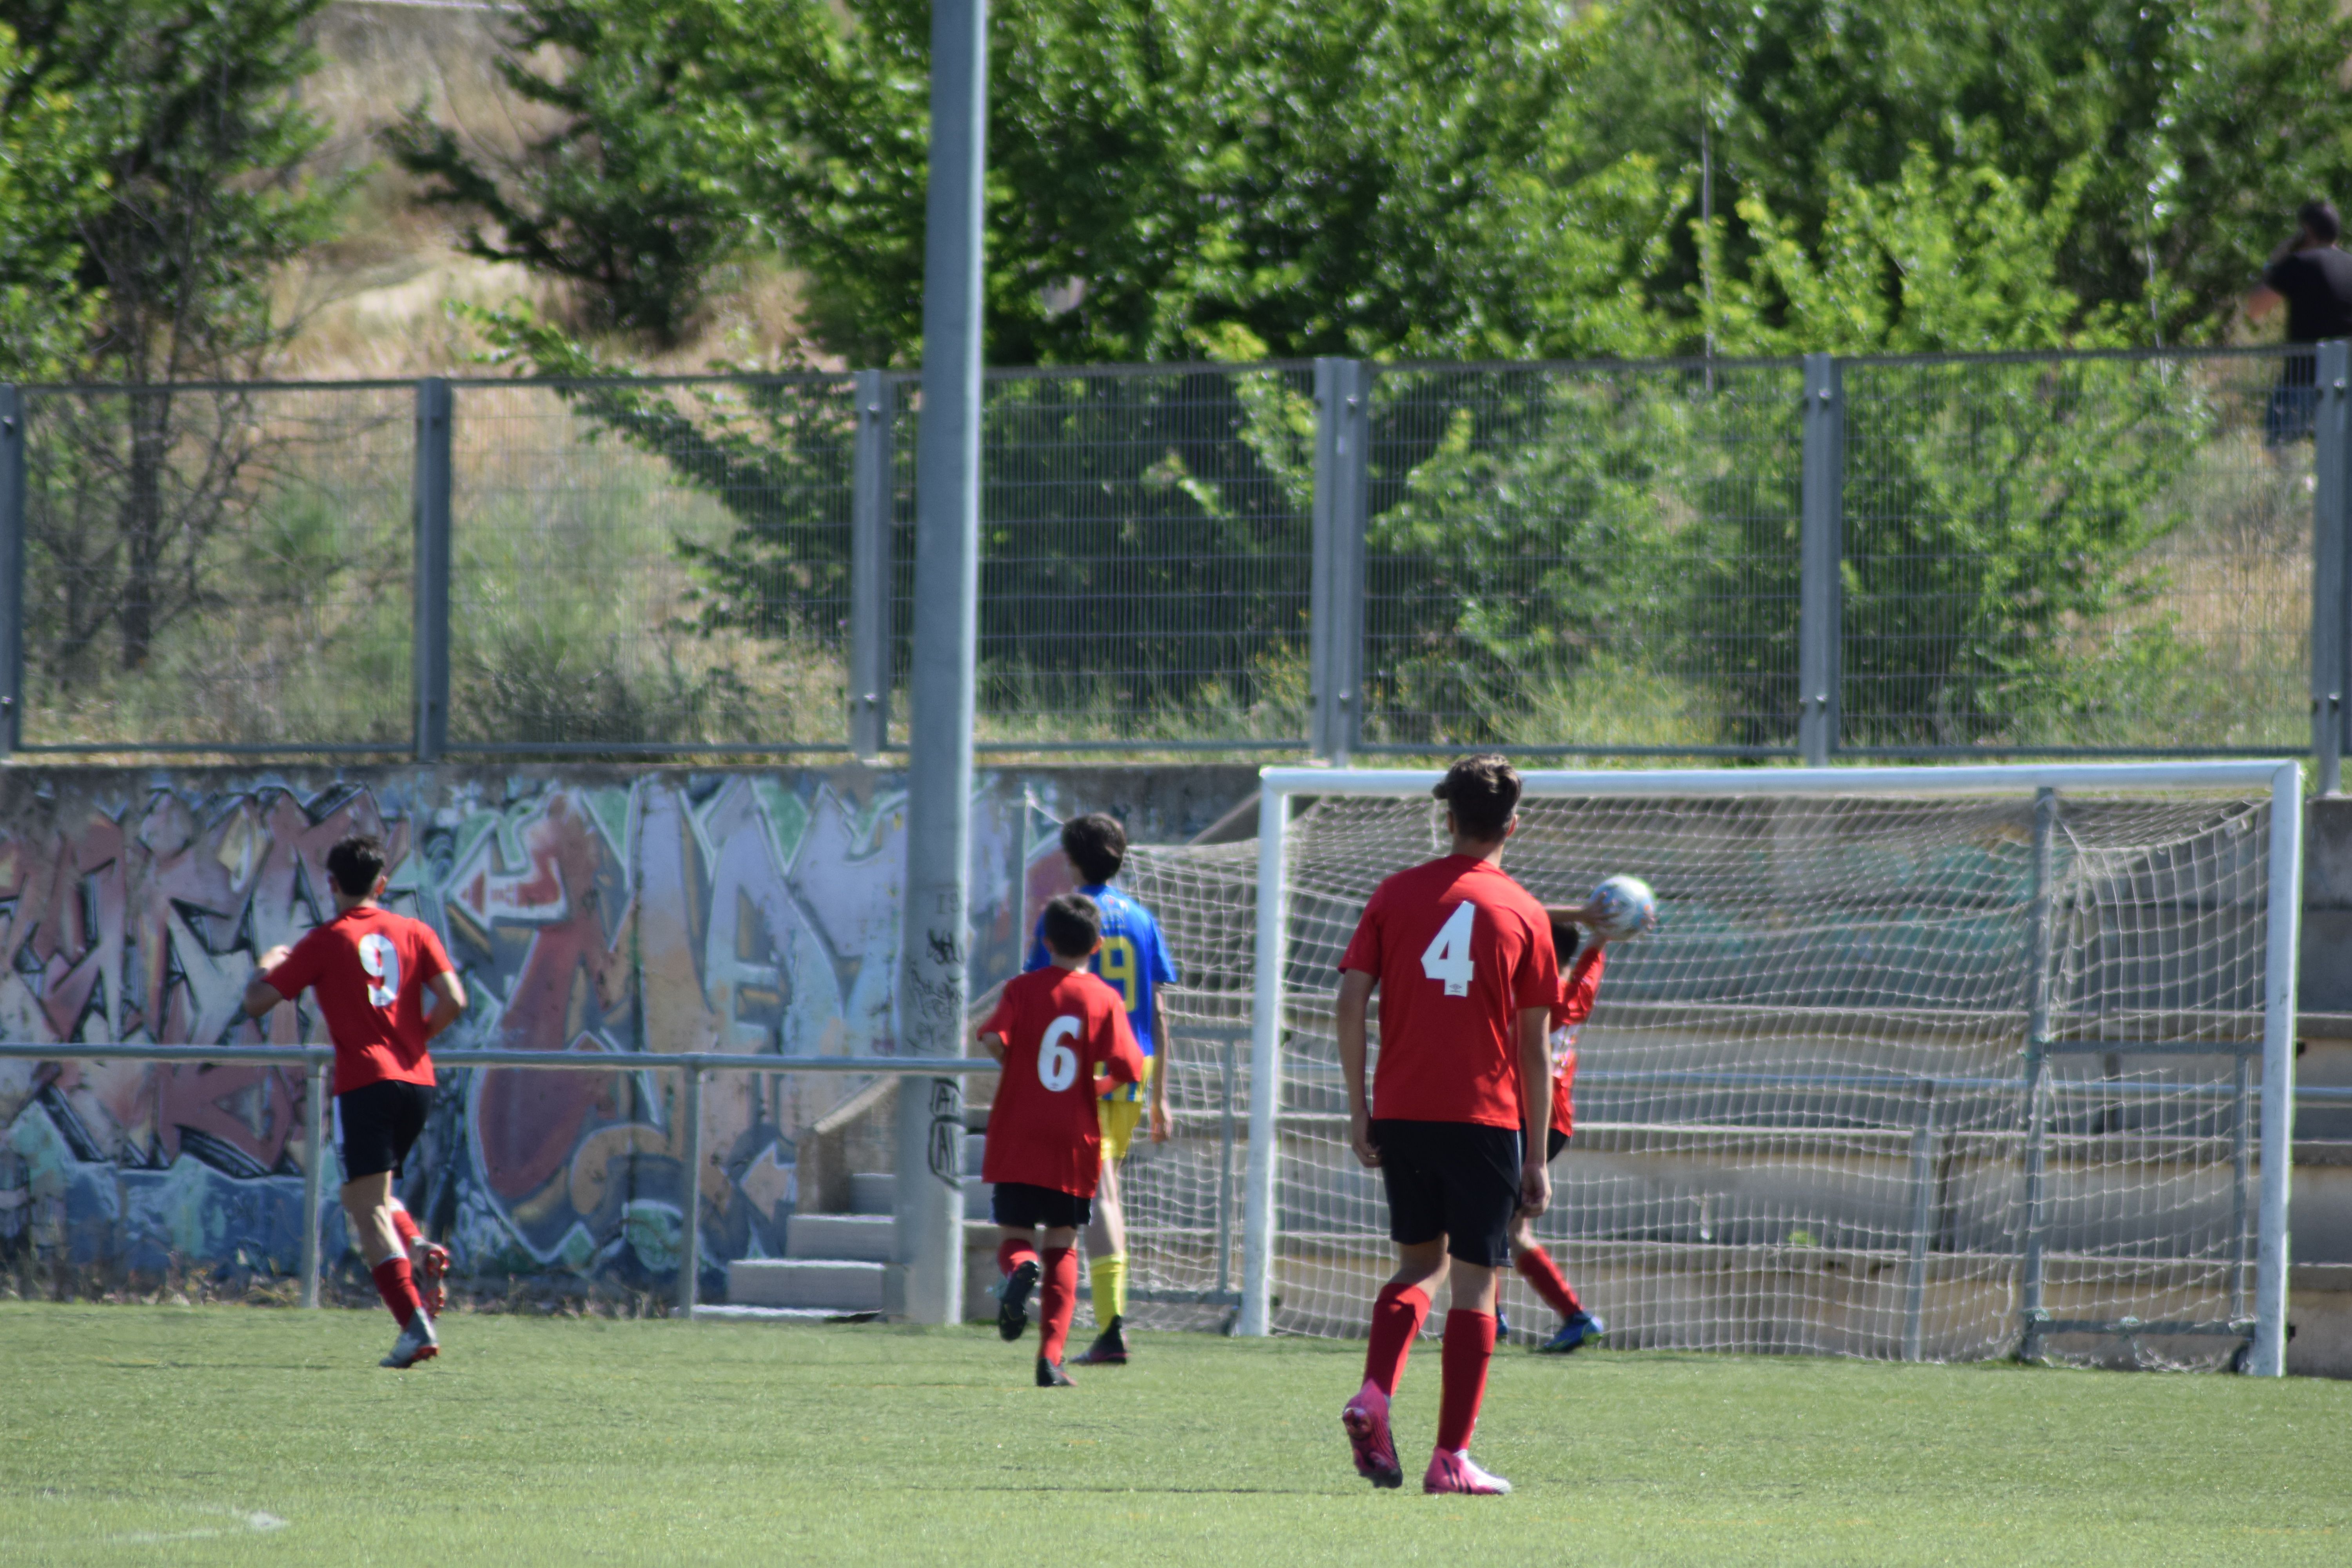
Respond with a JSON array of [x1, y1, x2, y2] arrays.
[[1040, 893, 1103, 960], [1061, 813, 1128, 886]]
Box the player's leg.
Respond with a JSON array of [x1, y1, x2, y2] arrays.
[[1516, 1129, 1603, 1353], [1035, 1221, 1082, 1386], [1343, 1120, 1447, 1489], [992, 1183, 1046, 1341], [343, 1082, 440, 1369], [1073, 1100, 1134, 1365], [386, 1198, 452, 1316], [1423, 1125, 1519, 1495]]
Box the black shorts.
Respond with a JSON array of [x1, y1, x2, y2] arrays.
[[1370, 1119, 1523, 1269], [338, 1080, 432, 1181], [992, 1181, 1092, 1230], [1547, 1127, 1569, 1164]]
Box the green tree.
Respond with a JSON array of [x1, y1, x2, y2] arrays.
[[7, 0, 349, 675]]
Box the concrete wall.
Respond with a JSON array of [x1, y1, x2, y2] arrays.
[[0, 763, 1252, 1298]]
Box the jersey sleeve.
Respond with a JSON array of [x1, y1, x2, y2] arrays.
[[1141, 909, 1178, 987], [1337, 887, 1385, 976], [1094, 992, 1147, 1086], [979, 985, 1021, 1045], [1552, 945, 1605, 1029], [266, 925, 330, 1000], [412, 920, 454, 984], [1512, 908, 1561, 1011]]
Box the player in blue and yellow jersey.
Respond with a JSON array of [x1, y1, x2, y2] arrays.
[[1020, 812, 1178, 1366]]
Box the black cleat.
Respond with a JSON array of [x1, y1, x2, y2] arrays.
[[998, 1259, 1040, 1343], [1036, 1355, 1076, 1387], [1071, 1314, 1129, 1366]]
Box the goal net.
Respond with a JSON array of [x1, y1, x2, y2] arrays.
[[1120, 764, 2299, 1372]]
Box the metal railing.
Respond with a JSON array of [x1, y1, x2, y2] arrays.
[[0, 343, 2341, 768]]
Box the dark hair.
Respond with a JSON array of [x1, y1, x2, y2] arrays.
[[1433, 754, 1521, 842], [1040, 893, 1103, 959], [2304, 199, 2343, 244], [1061, 812, 1128, 886], [1548, 912, 1583, 966], [325, 834, 388, 899]]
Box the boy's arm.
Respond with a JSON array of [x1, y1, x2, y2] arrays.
[[423, 970, 468, 1042], [1147, 986, 1172, 1142], [1093, 1008, 1145, 1095], [1336, 968, 1378, 1169], [1517, 1004, 1552, 1216], [241, 944, 296, 1018], [977, 1031, 1008, 1065]]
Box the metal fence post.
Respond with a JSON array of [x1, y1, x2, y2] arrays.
[[1239, 780, 1288, 1336], [1310, 359, 1369, 764], [1798, 354, 1844, 766], [1903, 1080, 1936, 1362], [2312, 341, 2348, 795], [299, 1055, 327, 1309], [412, 378, 453, 763], [2249, 759, 2304, 1376], [677, 1065, 704, 1316], [849, 369, 894, 760], [0, 384, 22, 757], [2018, 786, 2058, 1361], [2230, 1047, 2252, 1327]]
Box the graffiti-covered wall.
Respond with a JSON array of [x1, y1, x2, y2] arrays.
[[0, 764, 1252, 1294]]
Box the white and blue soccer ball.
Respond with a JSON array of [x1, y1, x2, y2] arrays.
[[1588, 874, 1659, 940]]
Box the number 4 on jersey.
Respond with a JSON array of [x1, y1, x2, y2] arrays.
[[1421, 902, 1476, 997]]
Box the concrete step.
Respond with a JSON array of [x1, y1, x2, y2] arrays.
[[726, 1258, 884, 1311], [848, 1172, 895, 1214], [787, 1213, 893, 1262]]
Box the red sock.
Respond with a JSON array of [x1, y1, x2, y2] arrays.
[[1362, 1282, 1431, 1397], [1436, 1310, 1495, 1452], [371, 1256, 422, 1328], [997, 1237, 1038, 1278], [1514, 1244, 1583, 1318], [389, 1206, 422, 1250], [1038, 1247, 1079, 1363]]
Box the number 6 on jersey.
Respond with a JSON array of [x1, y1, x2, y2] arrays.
[[1038, 1015, 1082, 1092], [1421, 902, 1476, 996]]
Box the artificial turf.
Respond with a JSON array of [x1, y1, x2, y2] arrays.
[[2, 1302, 2346, 1566]]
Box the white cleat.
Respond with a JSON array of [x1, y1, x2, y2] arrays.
[[380, 1310, 440, 1370], [1423, 1447, 1511, 1495]]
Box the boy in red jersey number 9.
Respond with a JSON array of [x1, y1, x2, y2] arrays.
[[241, 835, 466, 1370], [976, 894, 1147, 1387], [1334, 756, 1559, 1495]]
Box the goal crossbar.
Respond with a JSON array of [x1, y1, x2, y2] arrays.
[[1239, 762, 2304, 1376]]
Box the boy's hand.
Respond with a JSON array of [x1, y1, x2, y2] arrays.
[[1519, 1156, 1551, 1217], [1349, 1107, 1381, 1169], [256, 944, 292, 973], [1149, 1099, 1171, 1143]]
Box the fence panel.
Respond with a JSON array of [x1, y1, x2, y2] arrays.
[[955, 364, 1317, 751], [1839, 348, 2309, 756], [1358, 359, 1807, 755], [20, 382, 415, 753], [445, 377, 862, 753]]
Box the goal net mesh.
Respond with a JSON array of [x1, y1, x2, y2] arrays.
[[1120, 788, 2275, 1368]]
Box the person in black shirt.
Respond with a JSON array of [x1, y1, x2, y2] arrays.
[[2247, 199, 2352, 444]]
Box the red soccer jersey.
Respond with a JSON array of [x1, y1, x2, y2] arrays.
[[1338, 856, 1560, 1129], [979, 967, 1147, 1197], [1548, 944, 1606, 1137], [268, 905, 455, 1095]]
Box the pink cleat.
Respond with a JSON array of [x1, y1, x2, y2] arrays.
[[1341, 1381, 1403, 1490], [414, 1240, 452, 1318], [1423, 1447, 1512, 1495]]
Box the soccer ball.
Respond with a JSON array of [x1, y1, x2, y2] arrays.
[[1587, 874, 1659, 939]]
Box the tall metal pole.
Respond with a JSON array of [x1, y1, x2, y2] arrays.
[[677, 1064, 705, 1316], [412, 378, 453, 763], [892, 0, 988, 1328], [299, 1056, 326, 1310], [2249, 761, 2304, 1376], [849, 368, 894, 761], [2018, 786, 2058, 1362], [0, 384, 23, 757], [1310, 359, 1369, 763], [1240, 777, 1289, 1336], [1798, 354, 1844, 767], [2312, 341, 2348, 796]]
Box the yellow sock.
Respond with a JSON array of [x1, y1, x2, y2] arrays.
[[1091, 1252, 1127, 1325]]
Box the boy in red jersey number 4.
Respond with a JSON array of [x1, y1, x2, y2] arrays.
[[976, 894, 1147, 1387], [1335, 756, 1559, 1495], [241, 835, 466, 1370]]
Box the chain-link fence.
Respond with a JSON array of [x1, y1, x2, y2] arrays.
[[0, 346, 2339, 764]]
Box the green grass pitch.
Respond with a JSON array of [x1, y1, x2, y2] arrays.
[[3, 1303, 2347, 1566]]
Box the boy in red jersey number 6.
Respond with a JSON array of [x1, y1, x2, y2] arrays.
[[976, 894, 1147, 1387], [241, 835, 466, 1370], [1335, 756, 1559, 1495]]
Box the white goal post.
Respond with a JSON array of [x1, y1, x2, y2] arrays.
[[1238, 762, 2303, 1376]]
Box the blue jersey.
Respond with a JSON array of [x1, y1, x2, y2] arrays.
[[1025, 883, 1178, 1063]]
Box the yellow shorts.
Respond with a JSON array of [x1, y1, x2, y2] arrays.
[[1098, 1057, 1154, 1162]]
